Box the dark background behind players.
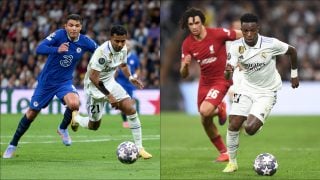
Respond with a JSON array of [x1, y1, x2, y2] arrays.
[[161, 0, 320, 110], [0, 0, 160, 89]]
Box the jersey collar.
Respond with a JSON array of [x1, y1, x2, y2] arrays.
[[108, 41, 118, 54], [66, 33, 80, 42], [242, 34, 262, 49]]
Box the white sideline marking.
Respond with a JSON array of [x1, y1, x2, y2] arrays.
[[0, 135, 159, 145]]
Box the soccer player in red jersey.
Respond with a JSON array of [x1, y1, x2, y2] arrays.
[[179, 8, 242, 162]]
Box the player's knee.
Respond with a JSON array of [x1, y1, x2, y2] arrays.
[[26, 108, 39, 120], [244, 124, 259, 136], [199, 108, 213, 118], [68, 102, 79, 111]]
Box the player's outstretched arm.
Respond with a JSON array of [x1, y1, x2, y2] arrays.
[[285, 46, 299, 89], [119, 64, 144, 89], [180, 54, 191, 78]]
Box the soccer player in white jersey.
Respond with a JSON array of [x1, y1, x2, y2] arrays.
[[71, 25, 152, 159], [222, 13, 299, 173]]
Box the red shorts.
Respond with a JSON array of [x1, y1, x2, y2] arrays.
[[197, 81, 230, 110]]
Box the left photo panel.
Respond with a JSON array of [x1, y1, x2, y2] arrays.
[[0, 0, 160, 179]]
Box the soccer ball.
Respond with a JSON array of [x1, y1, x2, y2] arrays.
[[253, 153, 278, 176], [116, 141, 139, 164]]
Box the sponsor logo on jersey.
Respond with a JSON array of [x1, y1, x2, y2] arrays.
[[243, 62, 266, 72], [198, 57, 217, 65], [60, 55, 73, 67]]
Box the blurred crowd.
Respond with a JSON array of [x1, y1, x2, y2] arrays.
[[161, 0, 320, 110], [161, 0, 320, 82], [0, 0, 160, 89]]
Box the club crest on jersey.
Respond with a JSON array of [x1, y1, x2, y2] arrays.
[[239, 46, 245, 54], [98, 58, 105, 64], [209, 45, 215, 54], [261, 52, 267, 59], [76, 47, 82, 53]]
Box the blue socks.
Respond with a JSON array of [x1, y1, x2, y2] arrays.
[[10, 115, 32, 146], [59, 107, 72, 129]]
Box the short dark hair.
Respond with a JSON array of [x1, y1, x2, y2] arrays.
[[240, 13, 258, 24], [66, 14, 82, 23], [110, 25, 127, 36], [180, 7, 206, 30]]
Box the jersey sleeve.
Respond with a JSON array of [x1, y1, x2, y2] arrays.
[[216, 28, 237, 41], [226, 42, 239, 67], [90, 48, 106, 72], [86, 37, 98, 53], [36, 30, 61, 54], [181, 39, 191, 62], [271, 38, 289, 56]]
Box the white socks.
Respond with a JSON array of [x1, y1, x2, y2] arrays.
[[226, 130, 240, 164], [127, 112, 142, 149], [75, 114, 89, 128]]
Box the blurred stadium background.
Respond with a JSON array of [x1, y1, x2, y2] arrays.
[[161, 0, 320, 114]]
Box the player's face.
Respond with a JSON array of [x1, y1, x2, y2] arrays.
[[65, 20, 82, 40], [241, 22, 259, 46], [111, 34, 127, 52], [187, 16, 202, 36]]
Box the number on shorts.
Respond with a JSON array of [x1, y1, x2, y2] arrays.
[[90, 105, 100, 114], [207, 89, 220, 99], [233, 93, 242, 103]]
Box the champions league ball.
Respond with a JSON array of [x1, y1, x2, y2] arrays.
[[116, 141, 139, 164], [253, 153, 278, 176]]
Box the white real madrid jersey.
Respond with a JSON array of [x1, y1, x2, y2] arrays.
[[227, 34, 289, 93], [84, 41, 127, 99]]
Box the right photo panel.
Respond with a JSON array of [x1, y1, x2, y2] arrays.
[[160, 0, 320, 179]]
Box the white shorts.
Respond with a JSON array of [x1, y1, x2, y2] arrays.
[[229, 91, 277, 123], [85, 80, 130, 121]]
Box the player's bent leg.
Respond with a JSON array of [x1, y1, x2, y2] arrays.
[[244, 114, 263, 136], [88, 120, 101, 130]]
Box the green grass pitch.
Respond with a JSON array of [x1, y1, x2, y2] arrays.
[[161, 112, 320, 179], [1, 114, 160, 179]]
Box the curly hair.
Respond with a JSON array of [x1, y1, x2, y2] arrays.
[[240, 13, 259, 24], [180, 7, 206, 30]]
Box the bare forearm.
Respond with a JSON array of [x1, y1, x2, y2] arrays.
[[180, 64, 189, 79], [286, 46, 298, 69]]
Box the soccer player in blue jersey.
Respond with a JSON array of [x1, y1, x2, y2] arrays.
[[115, 40, 141, 128], [3, 14, 98, 158]]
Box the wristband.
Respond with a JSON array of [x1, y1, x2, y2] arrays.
[[291, 69, 298, 78], [133, 73, 138, 78], [129, 75, 134, 81]]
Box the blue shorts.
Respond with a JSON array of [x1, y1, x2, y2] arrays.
[[30, 83, 78, 111], [122, 84, 134, 97]]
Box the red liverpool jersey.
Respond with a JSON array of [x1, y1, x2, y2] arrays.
[[181, 28, 236, 85]]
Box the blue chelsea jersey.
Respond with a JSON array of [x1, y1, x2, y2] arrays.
[[36, 29, 97, 86]]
